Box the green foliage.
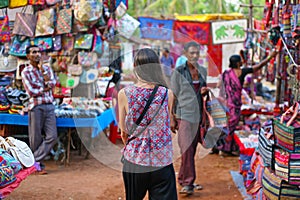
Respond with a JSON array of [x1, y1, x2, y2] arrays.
[[127, 0, 264, 19]]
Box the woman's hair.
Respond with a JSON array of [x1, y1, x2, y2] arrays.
[[133, 48, 168, 87], [229, 55, 242, 69]]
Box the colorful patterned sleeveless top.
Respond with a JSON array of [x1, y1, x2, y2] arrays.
[[123, 85, 173, 167]]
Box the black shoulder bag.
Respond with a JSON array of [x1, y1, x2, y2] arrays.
[[121, 85, 168, 163]]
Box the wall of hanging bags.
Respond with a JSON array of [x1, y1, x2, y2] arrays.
[[0, 0, 121, 97]]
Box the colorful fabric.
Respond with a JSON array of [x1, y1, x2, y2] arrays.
[[139, 17, 174, 41], [117, 13, 140, 39], [173, 21, 210, 44], [274, 147, 300, 185], [56, 8, 72, 34], [122, 85, 172, 167], [218, 69, 242, 152], [273, 119, 300, 152], [0, 15, 10, 42], [21, 64, 56, 110], [13, 12, 37, 37], [258, 128, 274, 167]]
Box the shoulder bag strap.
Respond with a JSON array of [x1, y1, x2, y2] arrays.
[[126, 87, 167, 144]]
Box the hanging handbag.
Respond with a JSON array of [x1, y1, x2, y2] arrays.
[[0, 46, 18, 72], [121, 86, 167, 163], [9, 36, 31, 57], [9, 0, 27, 8], [60, 35, 74, 55], [77, 51, 97, 67], [74, 34, 94, 50], [79, 68, 98, 84], [35, 8, 55, 37], [0, 13, 10, 43], [34, 36, 53, 51], [58, 72, 80, 89], [56, 8, 72, 35], [73, 0, 103, 25], [67, 54, 82, 76], [92, 28, 104, 56], [13, 8, 37, 37], [53, 35, 62, 51]]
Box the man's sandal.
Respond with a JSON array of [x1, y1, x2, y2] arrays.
[[179, 186, 194, 195], [193, 184, 203, 190]]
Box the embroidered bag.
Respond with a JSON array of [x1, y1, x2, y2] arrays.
[[53, 35, 62, 51], [0, 148, 22, 174], [9, 0, 27, 8], [13, 10, 37, 37], [56, 8, 72, 34], [61, 35, 74, 54], [73, 0, 103, 25], [68, 54, 82, 76], [28, 0, 45, 5], [0, 156, 16, 188], [0, 46, 18, 72], [34, 37, 53, 51], [77, 51, 97, 67], [79, 68, 98, 84], [46, 0, 62, 5], [9, 36, 31, 57], [0, 0, 8, 8], [58, 72, 80, 88], [35, 8, 55, 36], [74, 34, 93, 50], [0, 14, 10, 43]]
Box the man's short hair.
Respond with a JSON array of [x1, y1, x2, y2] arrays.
[[163, 48, 169, 53], [184, 41, 200, 51], [26, 45, 39, 55]]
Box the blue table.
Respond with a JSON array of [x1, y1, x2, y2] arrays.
[[0, 108, 115, 164]]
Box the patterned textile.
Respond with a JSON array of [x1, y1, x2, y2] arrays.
[[13, 12, 37, 37], [274, 147, 300, 185], [138, 17, 174, 41], [56, 8, 72, 34], [273, 119, 300, 152], [173, 21, 210, 45], [0, 15, 10, 42], [21, 64, 56, 110], [122, 85, 172, 167]]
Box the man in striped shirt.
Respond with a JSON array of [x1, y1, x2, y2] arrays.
[[21, 45, 57, 174]]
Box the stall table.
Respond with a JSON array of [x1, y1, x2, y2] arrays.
[[0, 108, 115, 165]]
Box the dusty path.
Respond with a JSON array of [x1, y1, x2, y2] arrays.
[[8, 133, 242, 200]]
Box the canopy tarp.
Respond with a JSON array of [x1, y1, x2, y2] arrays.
[[174, 13, 245, 22]]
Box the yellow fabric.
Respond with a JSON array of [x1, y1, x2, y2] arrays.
[[174, 13, 245, 22], [9, 0, 27, 8]]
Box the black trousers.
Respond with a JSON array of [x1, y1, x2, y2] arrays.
[[122, 160, 177, 200]]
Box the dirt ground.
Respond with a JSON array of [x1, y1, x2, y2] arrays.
[[7, 132, 242, 200]]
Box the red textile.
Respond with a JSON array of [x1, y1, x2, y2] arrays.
[[173, 21, 210, 45], [207, 42, 222, 77], [0, 166, 37, 198]]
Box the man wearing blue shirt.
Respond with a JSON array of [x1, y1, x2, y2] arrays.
[[160, 48, 174, 84]]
